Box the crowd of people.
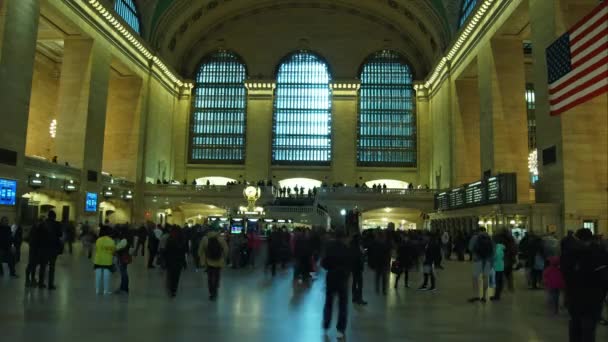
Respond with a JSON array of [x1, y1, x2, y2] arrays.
[[0, 213, 607, 341]]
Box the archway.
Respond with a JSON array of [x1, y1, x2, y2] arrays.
[[195, 176, 238, 186], [365, 179, 410, 189]]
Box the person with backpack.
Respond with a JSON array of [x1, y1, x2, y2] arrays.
[[199, 229, 228, 300], [467, 227, 495, 303]]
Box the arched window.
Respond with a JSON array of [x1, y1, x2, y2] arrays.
[[358, 50, 416, 166], [114, 0, 141, 34], [273, 51, 332, 165], [190, 51, 247, 163], [458, 0, 478, 28]]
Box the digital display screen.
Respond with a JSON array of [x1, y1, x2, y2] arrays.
[[231, 226, 243, 234], [0, 178, 17, 206], [85, 192, 98, 212]]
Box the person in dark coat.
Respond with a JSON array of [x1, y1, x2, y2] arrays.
[[395, 234, 415, 288], [25, 219, 47, 287], [39, 211, 63, 290], [165, 226, 187, 297], [134, 224, 147, 256], [321, 231, 352, 339], [0, 216, 18, 278], [562, 228, 608, 342], [350, 233, 367, 305], [368, 230, 392, 295], [12, 223, 23, 264]]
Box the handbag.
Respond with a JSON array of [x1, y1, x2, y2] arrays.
[[120, 253, 133, 265], [390, 260, 401, 274]]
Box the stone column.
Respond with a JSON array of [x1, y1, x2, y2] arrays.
[[452, 78, 481, 186], [171, 86, 191, 183], [244, 82, 274, 182], [477, 38, 529, 203], [0, 0, 40, 220], [331, 82, 359, 185], [414, 84, 431, 187], [73, 41, 111, 223]]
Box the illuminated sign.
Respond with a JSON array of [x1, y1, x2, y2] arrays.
[[0, 178, 17, 206], [85, 192, 98, 212]]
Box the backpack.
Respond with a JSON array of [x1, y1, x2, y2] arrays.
[[474, 234, 493, 260], [206, 236, 223, 260]]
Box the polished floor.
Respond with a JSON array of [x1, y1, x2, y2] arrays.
[[0, 246, 606, 342]]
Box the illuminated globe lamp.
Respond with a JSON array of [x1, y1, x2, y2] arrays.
[[241, 186, 265, 216]]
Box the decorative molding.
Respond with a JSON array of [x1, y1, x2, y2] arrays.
[[79, 0, 188, 90], [418, 0, 505, 93]]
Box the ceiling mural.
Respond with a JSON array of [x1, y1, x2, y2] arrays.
[[134, 0, 461, 79]]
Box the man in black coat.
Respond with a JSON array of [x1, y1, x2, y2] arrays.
[[39, 211, 63, 290], [562, 228, 608, 342], [0, 216, 18, 278], [350, 233, 367, 305], [322, 231, 352, 339]]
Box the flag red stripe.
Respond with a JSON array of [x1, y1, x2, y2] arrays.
[[571, 27, 608, 58], [550, 84, 608, 116], [570, 12, 608, 46], [549, 55, 608, 93], [568, 1, 608, 35], [572, 41, 608, 69], [549, 70, 608, 105]]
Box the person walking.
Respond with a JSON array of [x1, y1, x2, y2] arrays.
[[322, 231, 352, 340], [543, 256, 565, 314], [418, 233, 440, 291], [11, 222, 23, 264], [394, 234, 414, 289], [441, 230, 451, 260], [64, 221, 76, 255], [39, 211, 63, 290], [467, 227, 495, 303], [115, 226, 132, 294], [94, 226, 116, 295], [25, 219, 46, 287], [147, 225, 161, 269], [368, 230, 391, 295], [490, 236, 506, 301], [134, 224, 147, 257], [350, 233, 367, 305], [247, 230, 261, 268], [0, 216, 18, 278], [562, 228, 608, 342], [199, 229, 228, 300], [165, 226, 187, 297]]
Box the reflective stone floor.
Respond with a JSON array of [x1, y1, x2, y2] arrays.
[[1, 246, 606, 342]]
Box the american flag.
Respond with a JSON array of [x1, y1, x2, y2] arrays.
[[546, 1, 608, 116]]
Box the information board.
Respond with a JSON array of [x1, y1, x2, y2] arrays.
[[0, 178, 17, 206], [85, 192, 98, 212]]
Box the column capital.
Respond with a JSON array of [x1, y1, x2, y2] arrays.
[[245, 80, 275, 98], [331, 80, 360, 98], [414, 82, 429, 102]]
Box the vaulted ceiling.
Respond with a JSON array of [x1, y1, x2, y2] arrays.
[[134, 0, 464, 79]]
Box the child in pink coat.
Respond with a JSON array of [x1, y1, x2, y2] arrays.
[[543, 256, 565, 314]]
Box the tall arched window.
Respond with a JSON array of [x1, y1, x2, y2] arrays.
[[273, 51, 332, 165], [458, 0, 478, 28], [114, 0, 141, 34], [190, 51, 247, 163], [358, 50, 416, 166]]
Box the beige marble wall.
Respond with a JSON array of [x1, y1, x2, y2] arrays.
[[453, 78, 481, 186], [428, 81, 453, 189], [102, 72, 143, 181], [478, 38, 529, 202]]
